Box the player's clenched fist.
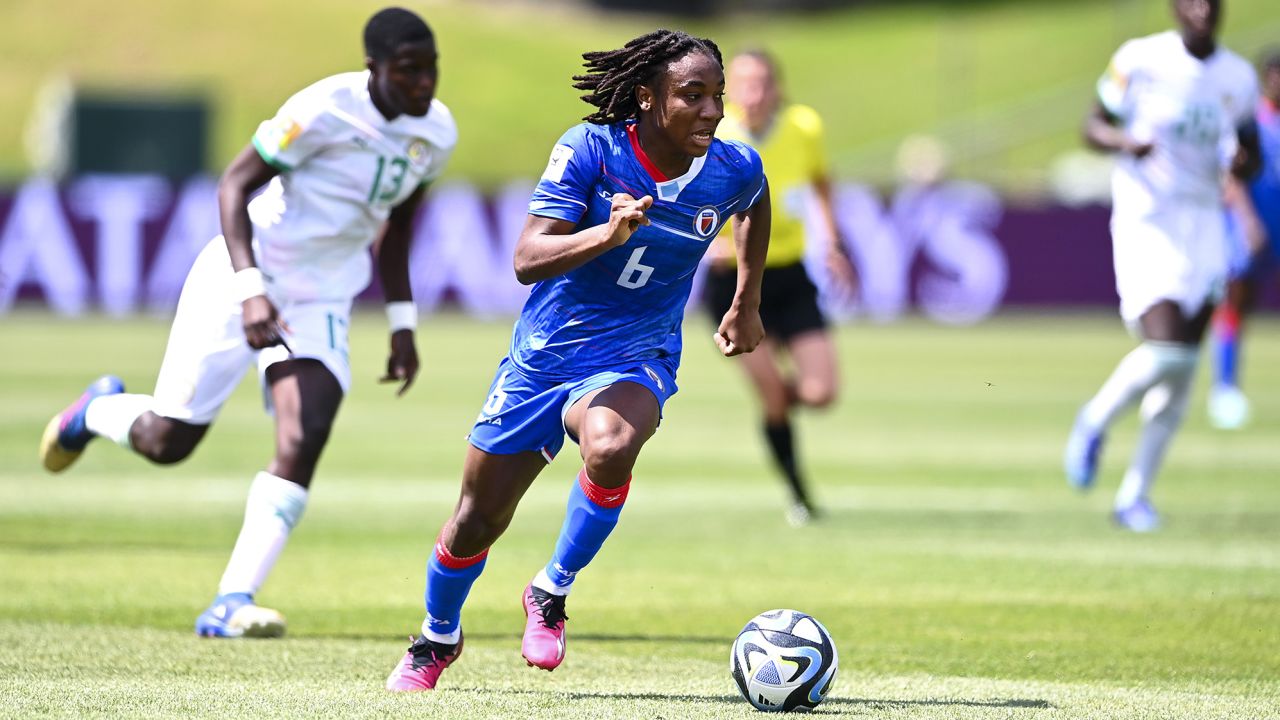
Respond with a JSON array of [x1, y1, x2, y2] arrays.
[[604, 193, 653, 248]]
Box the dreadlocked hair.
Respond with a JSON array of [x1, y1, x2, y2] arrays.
[[573, 29, 723, 125]]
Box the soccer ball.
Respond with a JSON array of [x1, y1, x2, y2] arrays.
[[730, 609, 838, 712]]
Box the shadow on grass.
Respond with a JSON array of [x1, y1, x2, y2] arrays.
[[302, 631, 728, 645], [444, 687, 1053, 712]]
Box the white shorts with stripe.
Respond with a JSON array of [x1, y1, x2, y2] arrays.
[[151, 237, 352, 424]]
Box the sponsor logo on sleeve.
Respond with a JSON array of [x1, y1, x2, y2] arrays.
[[261, 116, 302, 152], [542, 144, 574, 183]]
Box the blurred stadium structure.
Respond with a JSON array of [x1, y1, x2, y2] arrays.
[[2, 0, 1278, 317]]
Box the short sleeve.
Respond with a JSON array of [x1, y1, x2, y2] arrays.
[[527, 124, 600, 223], [728, 142, 767, 216], [1097, 40, 1140, 119], [417, 100, 459, 187], [251, 88, 331, 171]]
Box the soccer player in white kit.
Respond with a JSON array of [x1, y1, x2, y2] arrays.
[[1065, 0, 1260, 532], [38, 7, 456, 636]]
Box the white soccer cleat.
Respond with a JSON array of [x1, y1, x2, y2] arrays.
[[194, 593, 286, 638]]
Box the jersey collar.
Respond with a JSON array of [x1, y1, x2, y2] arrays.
[[625, 122, 707, 202]]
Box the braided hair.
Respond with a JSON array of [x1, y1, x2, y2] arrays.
[[574, 30, 723, 125]]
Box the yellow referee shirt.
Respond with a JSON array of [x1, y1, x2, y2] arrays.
[[715, 103, 829, 267]]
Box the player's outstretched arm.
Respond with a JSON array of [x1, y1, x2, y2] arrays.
[[715, 185, 770, 357], [375, 185, 426, 397], [1083, 102, 1153, 158], [513, 193, 652, 284], [218, 145, 285, 350], [813, 173, 858, 299]]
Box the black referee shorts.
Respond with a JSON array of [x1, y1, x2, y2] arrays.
[[703, 261, 827, 343]]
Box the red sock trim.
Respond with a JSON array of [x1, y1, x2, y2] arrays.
[[1215, 305, 1241, 336], [434, 538, 489, 569], [578, 467, 630, 509]]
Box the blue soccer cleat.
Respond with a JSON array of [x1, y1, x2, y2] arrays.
[[195, 592, 286, 638], [39, 374, 126, 473], [1064, 413, 1105, 492], [1113, 498, 1160, 533]]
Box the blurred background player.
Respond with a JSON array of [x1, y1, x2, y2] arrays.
[[1065, 0, 1259, 532], [386, 29, 769, 691], [704, 49, 856, 527], [38, 7, 455, 637], [1208, 48, 1280, 429]]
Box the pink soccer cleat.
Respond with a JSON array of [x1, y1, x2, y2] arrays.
[[385, 634, 463, 692], [521, 583, 568, 671]]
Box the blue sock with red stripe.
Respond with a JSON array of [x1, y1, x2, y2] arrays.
[[537, 468, 630, 594], [422, 539, 488, 644], [1213, 305, 1241, 387]]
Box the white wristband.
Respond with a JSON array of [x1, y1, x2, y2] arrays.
[[386, 301, 417, 332], [232, 267, 267, 303]]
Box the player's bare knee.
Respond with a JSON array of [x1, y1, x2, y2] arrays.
[[797, 383, 837, 409], [131, 414, 201, 464], [581, 432, 643, 482]]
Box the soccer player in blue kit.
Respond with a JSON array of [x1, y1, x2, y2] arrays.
[[1208, 49, 1280, 429], [386, 29, 770, 691]]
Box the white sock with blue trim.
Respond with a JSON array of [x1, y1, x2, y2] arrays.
[[217, 471, 308, 597]]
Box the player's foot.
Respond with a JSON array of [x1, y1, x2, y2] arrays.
[[786, 500, 818, 527], [1113, 498, 1160, 533], [1208, 384, 1250, 430], [385, 633, 464, 691], [521, 583, 568, 670], [39, 374, 125, 473], [194, 592, 286, 638], [1064, 413, 1105, 491]]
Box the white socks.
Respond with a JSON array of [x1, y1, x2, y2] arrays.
[[217, 472, 308, 597], [1114, 360, 1196, 509], [1082, 341, 1198, 509], [84, 393, 153, 449], [531, 566, 570, 597], [421, 617, 462, 645]]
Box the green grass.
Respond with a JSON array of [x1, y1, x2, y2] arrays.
[[1, 312, 1279, 718], [6, 0, 1280, 189]]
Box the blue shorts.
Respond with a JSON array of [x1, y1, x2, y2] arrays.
[[468, 356, 679, 462]]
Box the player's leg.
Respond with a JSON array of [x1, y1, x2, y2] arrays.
[[781, 327, 840, 523], [390, 359, 559, 691], [519, 381, 661, 671], [196, 358, 343, 638], [387, 446, 547, 691], [1209, 271, 1259, 429], [1110, 301, 1209, 531], [735, 338, 815, 518], [1065, 300, 1199, 491], [40, 238, 240, 472]]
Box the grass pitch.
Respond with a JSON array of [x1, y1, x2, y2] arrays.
[[1, 311, 1278, 719]]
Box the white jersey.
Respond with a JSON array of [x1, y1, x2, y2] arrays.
[[248, 71, 457, 302], [1097, 31, 1257, 217]]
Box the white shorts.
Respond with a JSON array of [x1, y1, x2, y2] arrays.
[[152, 237, 352, 424], [1111, 205, 1228, 325]]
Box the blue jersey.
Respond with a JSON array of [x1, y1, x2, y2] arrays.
[[510, 120, 766, 381], [1248, 102, 1280, 252]]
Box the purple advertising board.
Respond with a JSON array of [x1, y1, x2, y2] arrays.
[[0, 176, 1274, 322]]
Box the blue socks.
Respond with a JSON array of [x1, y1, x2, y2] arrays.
[[422, 540, 487, 644], [538, 468, 631, 594]]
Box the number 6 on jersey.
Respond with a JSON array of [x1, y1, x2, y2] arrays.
[[616, 246, 654, 289]]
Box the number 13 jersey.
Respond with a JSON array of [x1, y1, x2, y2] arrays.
[[516, 120, 766, 381], [249, 71, 457, 302]]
